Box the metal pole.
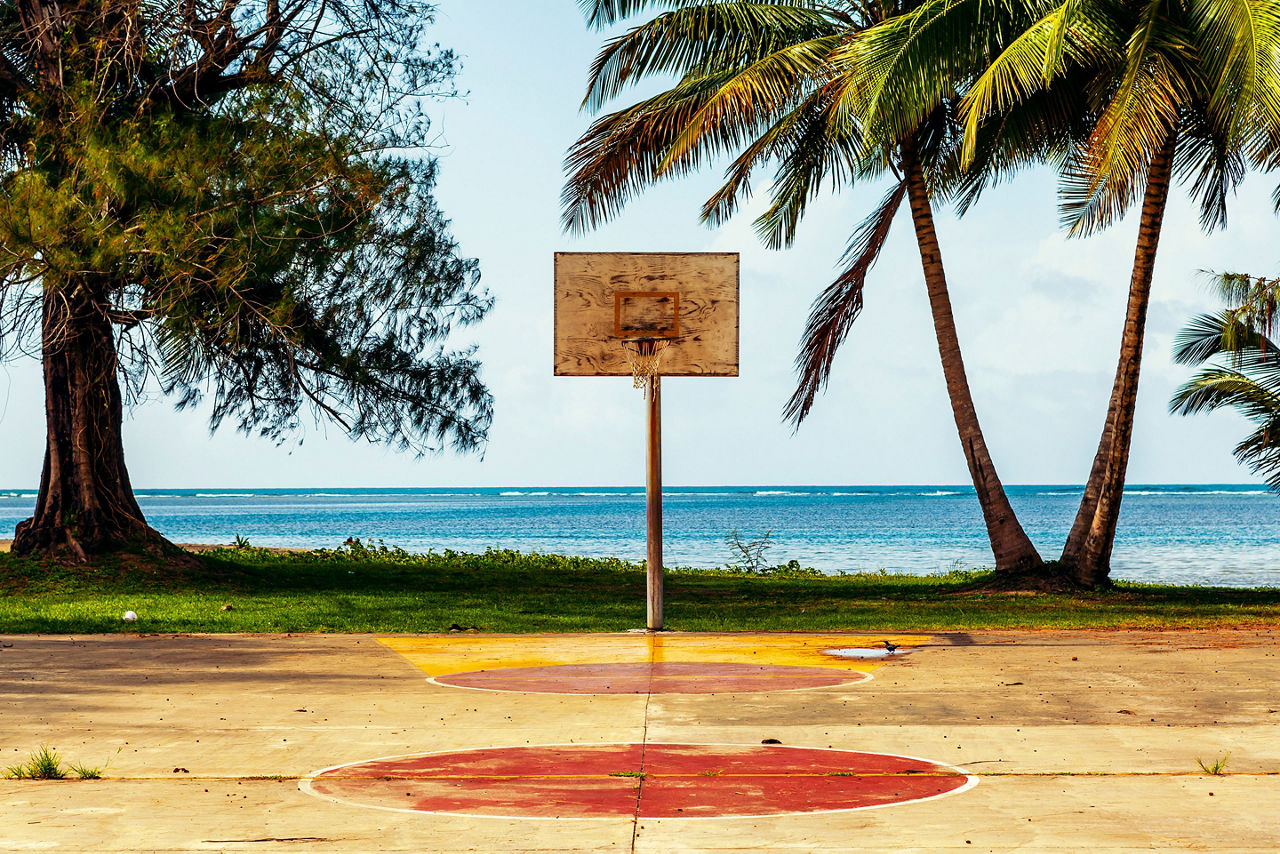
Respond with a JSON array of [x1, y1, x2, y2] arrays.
[[645, 374, 663, 630]]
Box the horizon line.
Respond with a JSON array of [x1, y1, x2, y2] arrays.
[[0, 482, 1268, 492]]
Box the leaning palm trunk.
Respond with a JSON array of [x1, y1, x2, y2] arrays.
[[1061, 131, 1178, 587], [901, 142, 1042, 572]]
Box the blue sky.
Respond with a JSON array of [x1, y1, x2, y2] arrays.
[[0, 1, 1274, 489]]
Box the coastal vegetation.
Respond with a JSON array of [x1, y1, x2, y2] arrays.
[[944, 0, 1280, 589], [0, 543, 1275, 633], [0, 1, 488, 562], [1172, 273, 1280, 487], [565, 0, 1280, 590], [0, 1, 1276, 588], [563, 0, 1044, 576]]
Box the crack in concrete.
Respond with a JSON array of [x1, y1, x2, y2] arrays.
[[628, 636, 659, 854]]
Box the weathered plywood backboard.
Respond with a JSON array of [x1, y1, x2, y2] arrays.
[[554, 252, 739, 376]]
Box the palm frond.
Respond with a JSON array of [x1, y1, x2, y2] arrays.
[[1233, 419, 1280, 488], [658, 32, 842, 170], [783, 176, 907, 426], [1209, 270, 1280, 341], [567, 23, 845, 235], [562, 72, 733, 234], [579, 0, 690, 28], [1173, 107, 1246, 231], [1172, 311, 1244, 365], [1058, 53, 1183, 235], [957, 0, 1100, 163], [582, 3, 837, 112], [751, 81, 880, 249], [1216, 271, 1260, 303], [829, 0, 974, 147], [950, 77, 1087, 213], [701, 84, 834, 226], [1170, 368, 1280, 421], [1185, 0, 1280, 149], [1173, 268, 1280, 490]]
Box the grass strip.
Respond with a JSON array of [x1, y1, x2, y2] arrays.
[[0, 542, 1276, 633]]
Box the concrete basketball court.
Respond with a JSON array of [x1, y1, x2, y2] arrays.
[[1, 629, 1277, 852]]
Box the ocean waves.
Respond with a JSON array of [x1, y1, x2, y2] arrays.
[[0, 485, 1270, 501], [0, 484, 1273, 586]]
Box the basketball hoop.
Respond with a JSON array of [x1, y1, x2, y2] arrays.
[[622, 338, 670, 395], [554, 252, 740, 630]]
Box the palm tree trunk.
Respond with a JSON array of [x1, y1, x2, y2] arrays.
[[901, 140, 1042, 573], [11, 282, 165, 560], [1060, 130, 1178, 587]]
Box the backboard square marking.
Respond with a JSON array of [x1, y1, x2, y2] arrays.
[[614, 291, 680, 338], [553, 252, 738, 377]]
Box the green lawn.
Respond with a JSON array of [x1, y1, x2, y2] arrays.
[[0, 542, 1276, 633]]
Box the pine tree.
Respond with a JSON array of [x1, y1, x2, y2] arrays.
[[0, 1, 492, 560]]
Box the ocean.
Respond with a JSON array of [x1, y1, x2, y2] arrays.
[[0, 485, 1275, 587]]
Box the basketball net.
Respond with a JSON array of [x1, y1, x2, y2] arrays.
[[622, 338, 670, 398]]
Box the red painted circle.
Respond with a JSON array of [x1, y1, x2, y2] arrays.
[[305, 743, 972, 818], [433, 662, 868, 694]]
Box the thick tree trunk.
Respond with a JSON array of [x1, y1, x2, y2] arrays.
[[1060, 131, 1178, 587], [11, 283, 164, 560], [901, 141, 1042, 573]]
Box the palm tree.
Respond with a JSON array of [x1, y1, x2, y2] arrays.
[[1171, 272, 1280, 488], [564, 0, 1045, 573], [864, 0, 1280, 586]]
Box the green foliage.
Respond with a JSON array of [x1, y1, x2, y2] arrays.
[[719, 530, 836, 578], [68, 762, 104, 780], [564, 1, 1083, 419], [1172, 272, 1280, 489], [4, 745, 111, 780], [0, 547, 1277, 633], [565, 2, 914, 426], [698, 559, 825, 578], [764, 560, 823, 578], [868, 0, 1280, 235], [1197, 753, 1230, 775], [4, 745, 66, 780], [715, 527, 826, 578], [0, 1, 491, 455]]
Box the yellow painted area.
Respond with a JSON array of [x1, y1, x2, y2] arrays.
[[378, 634, 932, 678]]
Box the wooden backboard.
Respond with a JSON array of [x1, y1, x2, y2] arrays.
[[554, 252, 739, 377]]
